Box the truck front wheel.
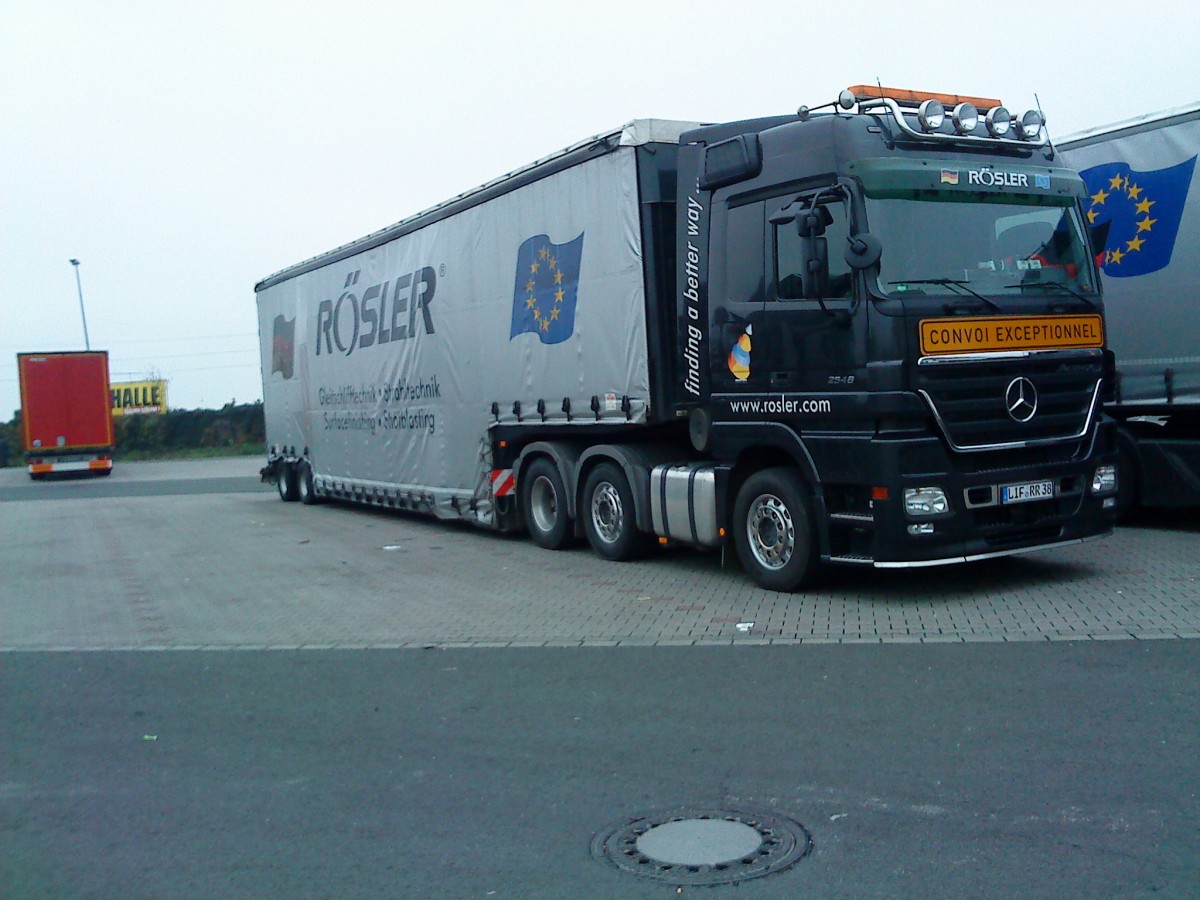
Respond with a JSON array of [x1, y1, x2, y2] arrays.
[[582, 462, 645, 561], [521, 458, 572, 550], [733, 467, 819, 592]]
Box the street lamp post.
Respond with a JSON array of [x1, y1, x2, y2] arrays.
[[68, 258, 91, 351]]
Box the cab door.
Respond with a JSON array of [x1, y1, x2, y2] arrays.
[[759, 191, 862, 393]]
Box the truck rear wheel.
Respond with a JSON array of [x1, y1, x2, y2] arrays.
[[733, 467, 819, 592], [521, 458, 572, 550], [582, 462, 644, 561], [276, 463, 299, 502], [297, 462, 318, 505]]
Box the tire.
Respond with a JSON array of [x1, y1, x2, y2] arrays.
[[582, 462, 645, 561], [276, 462, 299, 502], [732, 467, 819, 592], [521, 457, 572, 550], [297, 461, 318, 505]]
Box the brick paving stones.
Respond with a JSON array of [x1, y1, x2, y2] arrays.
[[2, 457, 1195, 650]]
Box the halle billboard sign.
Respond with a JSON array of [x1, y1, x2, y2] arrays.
[[111, 380, 168, 416]]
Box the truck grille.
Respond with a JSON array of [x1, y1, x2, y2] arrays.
[[916, 355, 1103, 451]]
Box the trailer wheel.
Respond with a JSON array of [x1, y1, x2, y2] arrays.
[[733, 467, 819, 592], [521, 458, 572, 550], [276, 462, 299, 502], [582, 462, 645, 561], [297, 462, 318, 505]]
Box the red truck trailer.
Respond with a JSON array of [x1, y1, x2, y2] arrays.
[[17, 351, 115, 479]]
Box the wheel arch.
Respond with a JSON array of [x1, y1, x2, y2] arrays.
[[514, 441, 586, 520], [714, 422, 828, 555]]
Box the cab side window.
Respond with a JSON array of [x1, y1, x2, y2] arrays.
[[721, 201, 765, 304]]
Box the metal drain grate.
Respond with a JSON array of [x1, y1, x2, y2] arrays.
[[591, 806, 812, 886]]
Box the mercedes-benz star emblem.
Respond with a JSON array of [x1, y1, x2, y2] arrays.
[[1005, 377, 1038, 423]]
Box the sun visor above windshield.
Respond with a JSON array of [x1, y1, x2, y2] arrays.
[[846, 158, 1085, 204]]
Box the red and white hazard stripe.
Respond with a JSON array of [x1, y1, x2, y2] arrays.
[[491, 468, 515, 497]]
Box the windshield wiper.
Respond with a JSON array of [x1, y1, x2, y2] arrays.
[[888, 279, 1002, 312], [1001, 281, 1097, 309]]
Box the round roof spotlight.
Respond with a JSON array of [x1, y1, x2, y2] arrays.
[[838, 89, 857, 111], [917, 99, 945, 132], [951, 102, 979, 135], [1016, 109, 1045, 140], [985, 106, 1012, 137]]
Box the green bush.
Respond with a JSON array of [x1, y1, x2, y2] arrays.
[[1, 402, 265, 465]]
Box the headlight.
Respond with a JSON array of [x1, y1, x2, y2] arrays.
[[904, 486, 950, 517], [1091, 465, 1117, 495], [985, 106, 1012, 137], [1016, 109, 1045, 140], [918, 99, 945, 132], [951, 102, 978, 134]]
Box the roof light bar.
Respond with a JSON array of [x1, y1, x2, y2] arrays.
[[838, 85, 1048, 147]]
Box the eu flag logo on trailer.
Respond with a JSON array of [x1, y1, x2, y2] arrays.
[[1079, 156, 1196, 277], [510, 232, 584, 344]]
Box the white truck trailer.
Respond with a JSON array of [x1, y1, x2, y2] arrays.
[[1059, 103, 1200, 513]]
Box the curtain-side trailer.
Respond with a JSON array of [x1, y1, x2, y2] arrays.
[[1059, 103, 1200, 514]]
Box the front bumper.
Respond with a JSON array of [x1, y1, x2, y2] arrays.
[[815, 428, 1117, 567]]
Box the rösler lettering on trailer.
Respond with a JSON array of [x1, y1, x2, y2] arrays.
[[315, 267, 437, 357]]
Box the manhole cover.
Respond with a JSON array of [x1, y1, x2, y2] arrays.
[[591, 806, 812, 886]]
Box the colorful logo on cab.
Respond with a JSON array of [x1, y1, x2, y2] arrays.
[[728, 325, 752, 381]]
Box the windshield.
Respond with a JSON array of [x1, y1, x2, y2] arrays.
[[866, 196, 1097, 299]]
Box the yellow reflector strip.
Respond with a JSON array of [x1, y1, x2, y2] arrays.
[[920, 314, 1104, 356]]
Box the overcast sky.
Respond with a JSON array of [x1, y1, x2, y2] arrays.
[[2, 0, 1196, 418]]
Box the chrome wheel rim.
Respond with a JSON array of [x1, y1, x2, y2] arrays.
[[530, 475, 559, 534], [746, 493, 794, 570], [590, 481, 623, 544]]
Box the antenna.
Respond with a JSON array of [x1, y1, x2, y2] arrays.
[[1034, 92, 1054, 153]]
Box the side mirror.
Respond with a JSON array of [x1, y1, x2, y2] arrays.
[[803, 237, 829, 298], [797, 208, 832, 238], [844, 233, 883, 269]]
